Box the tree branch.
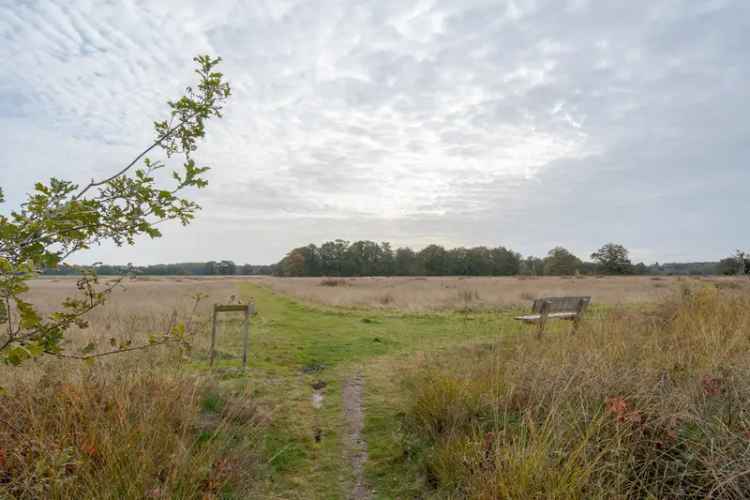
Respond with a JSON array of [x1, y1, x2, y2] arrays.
[[73, 115, 195, 201]]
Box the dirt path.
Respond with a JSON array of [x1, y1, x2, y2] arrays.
[[342, 372, 372, 500]]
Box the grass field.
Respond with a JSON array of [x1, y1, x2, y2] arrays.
[[256, 275, 748, 311], [2, 276, 749, 498]]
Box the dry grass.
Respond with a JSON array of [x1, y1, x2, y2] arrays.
[[256, 275, 750, 311], [0, 277, 264, 499], [19, 277, 247, 353], [400, 285, 750, 498]]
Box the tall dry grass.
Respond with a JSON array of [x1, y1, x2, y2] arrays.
[[0, 361, 262, 499], [0, 277, 263, 499], [401, 285, 750, 498], [257, 275, 750, 312]]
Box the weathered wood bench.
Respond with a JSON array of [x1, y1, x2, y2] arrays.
[[514, 296, 591, 338]]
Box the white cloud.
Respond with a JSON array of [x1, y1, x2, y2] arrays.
[[1, 0, 748, 264]]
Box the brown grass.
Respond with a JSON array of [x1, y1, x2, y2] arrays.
[[18, 277, 248, 352], [0, 277, 264, 499], [255, 275, 750, 311], [400, 285, 750, 498]]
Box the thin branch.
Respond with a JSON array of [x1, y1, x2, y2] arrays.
[[46, 339, 175, 360], [72, 115, 195, 201]]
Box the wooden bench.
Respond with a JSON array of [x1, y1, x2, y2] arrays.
[[514, 296, 591, 338]]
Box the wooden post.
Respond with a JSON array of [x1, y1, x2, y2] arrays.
[[209, 304, 218, 367], [537, 300, 551, 339], [210, 303, 255, 370], [241, 303, 255, 369]]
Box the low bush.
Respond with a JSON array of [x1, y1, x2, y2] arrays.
[[319, 278, 350, 287], [401, 286, 750, 498]]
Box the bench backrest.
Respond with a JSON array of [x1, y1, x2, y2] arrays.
[[532, 296, 591, 314]]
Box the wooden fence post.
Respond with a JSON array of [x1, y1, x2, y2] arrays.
[[241, 304, 255, 369], [211, 303, 255, 370], [209, 304, 218, 367]]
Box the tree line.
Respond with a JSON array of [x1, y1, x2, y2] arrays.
[[276, 241, 649, 277], [41, 246, 749, 278], [43, 261, 274, 276]]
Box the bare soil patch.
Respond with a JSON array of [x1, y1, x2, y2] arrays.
[[342, 372, 371, 500]]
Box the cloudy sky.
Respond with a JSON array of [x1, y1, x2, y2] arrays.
[[1, 0, 748, 265]]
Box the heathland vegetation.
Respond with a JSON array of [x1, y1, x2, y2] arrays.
[[5, 276, 749, 498], [4, 54, 750, 500]]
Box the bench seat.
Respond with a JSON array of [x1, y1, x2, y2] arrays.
[[513, 296, 592, 337], [514, 312, 578, 323]]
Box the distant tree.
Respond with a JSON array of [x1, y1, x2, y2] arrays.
[[465, 247, 493, 275], [632, 262, 649, 275], [319, 239, 349, 276], [205, 261, 218, 275], [719, 251, 750, 276], [418, 245, 447, 276], [345, 241, 383, 276], [578, 261, 598, 275], [445, 247, 468, 275], [394, 247, 418, 276], [279, 248, 306, 276], [736, 250, 747, 276], [376, 242, 395, 276], [521, 256, 544, 276], [591, 243, 633, 275], [299, 244, 321, 276], [543, 247, 581, 276], [491, 247, 521, 276], [218, 260, 236, 275]]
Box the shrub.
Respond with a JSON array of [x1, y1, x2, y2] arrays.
[[458, 289, 480, 303], [379, 293, 395, 305], [319, 278, 350, 287]]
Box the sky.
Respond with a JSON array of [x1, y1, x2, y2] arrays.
[[1, 0, 748, 265]]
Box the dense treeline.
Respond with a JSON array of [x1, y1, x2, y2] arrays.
[[275, 240, 653, 277], [42, 246, 748, 278], [276, 240, 524, 277]]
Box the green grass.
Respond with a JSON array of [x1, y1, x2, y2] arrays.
[[198, 282, 535, 498]]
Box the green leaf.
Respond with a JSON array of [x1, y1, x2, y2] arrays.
[[16, 299, 41, 329]]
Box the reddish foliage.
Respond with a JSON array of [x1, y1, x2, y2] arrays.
[[606, 396, 642, 424], [80, 441, 97, 458], [702, 376, 723, 397]]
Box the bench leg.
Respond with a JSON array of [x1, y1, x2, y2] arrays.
[[570, 298, 588, 335], [571, 318, 580, 335], [536, 301, 551, 339]]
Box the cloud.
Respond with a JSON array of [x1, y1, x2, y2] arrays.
[[1, 0, 748, 264]]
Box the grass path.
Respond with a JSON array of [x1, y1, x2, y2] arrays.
[[205, 282, 526, 498]]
